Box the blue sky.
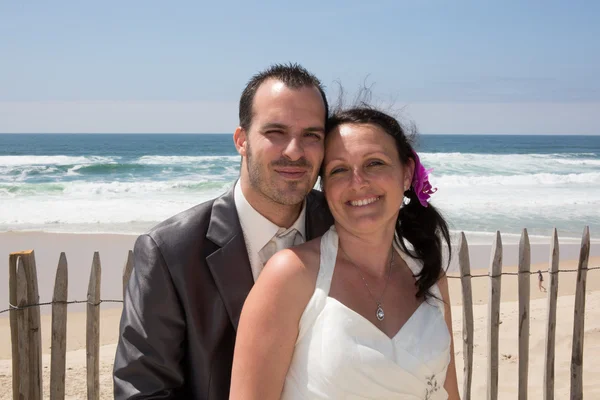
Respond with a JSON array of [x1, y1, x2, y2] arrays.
[[1, 0, 599, 134]]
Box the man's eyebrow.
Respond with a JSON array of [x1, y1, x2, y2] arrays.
[[261, 123, 289, 130], [261, 123, 325, 134], [303, 126, 325, 133]]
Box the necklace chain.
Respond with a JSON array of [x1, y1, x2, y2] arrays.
[[339, 245, 394, 310]]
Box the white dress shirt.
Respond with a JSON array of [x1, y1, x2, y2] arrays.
[[234, 181, 306, 281]]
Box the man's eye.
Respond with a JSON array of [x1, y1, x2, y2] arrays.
[[304, 132, 323, 140]]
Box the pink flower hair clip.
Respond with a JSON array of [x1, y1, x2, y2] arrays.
[[410, 150, 437, 207]]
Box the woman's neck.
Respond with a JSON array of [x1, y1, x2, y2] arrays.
[[335, 222, 397, 278]]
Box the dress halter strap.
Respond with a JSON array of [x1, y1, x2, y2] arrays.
[[316, 226, 338, 295], [295, 225, 338, 343]]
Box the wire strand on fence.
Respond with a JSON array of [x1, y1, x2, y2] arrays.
[[0, 266, 598, 315], [447, 266, 599, 279], [0, 299, 123, 315]]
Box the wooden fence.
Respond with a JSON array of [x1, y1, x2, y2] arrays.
[[7, 250, 133, 400], [5, 226, 593, 399]]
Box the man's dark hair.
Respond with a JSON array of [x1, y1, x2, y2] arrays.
[[239, 63, 329, 130]]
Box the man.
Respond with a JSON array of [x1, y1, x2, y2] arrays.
[[113, 63, 333, 399]]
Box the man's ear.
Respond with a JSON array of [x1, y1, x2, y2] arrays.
[[233, 127, 247, 157]]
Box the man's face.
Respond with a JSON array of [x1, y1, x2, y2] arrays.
[[236, 79, 326, 206]]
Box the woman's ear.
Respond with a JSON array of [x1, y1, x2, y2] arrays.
[[404, 157, 415, 191], [233, 127, 247, 157]]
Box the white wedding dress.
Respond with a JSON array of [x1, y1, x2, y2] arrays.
[[281, 226, 451, 400]]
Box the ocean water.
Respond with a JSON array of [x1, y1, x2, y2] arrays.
[[1, 134, 598, 244]]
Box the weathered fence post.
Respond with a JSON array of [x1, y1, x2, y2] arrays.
[[16, 257, 30, 400], [9, 250, 43, 400], [50, 253, 68, 400], [86, 252, 101, 400], [9, 254, 19, 400], [122, 250, 134, 300], [458, 232, 474, 400], [544, 229, 560, 400], [487, 231, 503, 400], [518, 229, 531, 400], [570, 226, 590, 400]]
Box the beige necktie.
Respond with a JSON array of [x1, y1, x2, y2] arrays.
[[259, 228, 302, 267]]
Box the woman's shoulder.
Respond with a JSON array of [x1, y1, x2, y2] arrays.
[[256, 237, 323, 302], [267, 237, 321, 273]]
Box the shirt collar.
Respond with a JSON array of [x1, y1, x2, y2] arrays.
[[234, 180, 306, 251]]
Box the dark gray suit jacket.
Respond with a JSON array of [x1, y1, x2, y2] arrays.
[[113, 186, 333, 399]]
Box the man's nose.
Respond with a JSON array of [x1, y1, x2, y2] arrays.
[[282, 137, 305, 161]]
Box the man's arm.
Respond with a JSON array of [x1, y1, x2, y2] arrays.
[[113, 234, 186, 399]]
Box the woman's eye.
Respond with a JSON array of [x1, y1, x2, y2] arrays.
[[368, 160, 384, 167], [329, 167, 345, 175]]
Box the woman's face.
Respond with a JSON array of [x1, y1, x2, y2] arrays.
[[322, 123, 414, 235]]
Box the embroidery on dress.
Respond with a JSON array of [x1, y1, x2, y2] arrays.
[[425, 374, 440, 399]]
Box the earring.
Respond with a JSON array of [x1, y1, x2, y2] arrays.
[[402, 189, 411, 206]]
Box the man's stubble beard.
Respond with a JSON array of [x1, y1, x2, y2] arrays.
[[246, 141, 309, 206]]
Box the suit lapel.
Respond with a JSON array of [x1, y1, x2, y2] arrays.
[[206, 188, 332, 331], [305, 190, 334, 240], [206, 186, 254, 331]]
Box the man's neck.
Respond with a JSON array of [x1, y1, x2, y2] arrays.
[[239, 179, 304, 228]]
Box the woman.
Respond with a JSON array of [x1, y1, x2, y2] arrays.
[[230, 107, 460, 399], [538, 270, 547, 292]]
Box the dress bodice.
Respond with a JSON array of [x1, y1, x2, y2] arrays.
[[281, 226, 451, 399]]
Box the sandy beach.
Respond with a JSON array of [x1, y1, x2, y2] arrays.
[[1, 231, 599, 399]]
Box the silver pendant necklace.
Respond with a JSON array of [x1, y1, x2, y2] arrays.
[[339, 245, 394, 321]]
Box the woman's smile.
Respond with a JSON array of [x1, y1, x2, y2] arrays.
[[347, 196, 382, 207]]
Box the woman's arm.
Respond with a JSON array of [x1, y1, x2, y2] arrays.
[[230, 248, 315, 400], [438, 275, 461, 400]]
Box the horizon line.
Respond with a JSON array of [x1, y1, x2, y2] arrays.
[[1, 132, 599, 136]]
